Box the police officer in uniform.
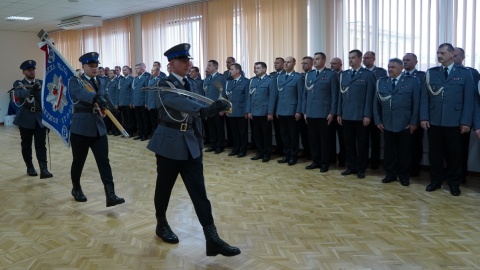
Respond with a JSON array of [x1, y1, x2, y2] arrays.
[[203, 60, 227, 154], [337, 49, 375, 179], [269, 57, 286, 155], [223, 63, 249, 157], [118, 65, 135, 136], [276, 56, 305, 166], [145, 65, 162, 138], [402, 53, 426, 177], [105, 69, 120, 136], [329, 57, 346, 166], [374, 58, 420, 186], [303, 52, 339, 173], [363, 51, 387, 170], [420, 43, 475, 196], [68, 52, 125, 207], [13, 60, 53, 178], [247, 62, 277, 162], [147, 43, 240, 257]]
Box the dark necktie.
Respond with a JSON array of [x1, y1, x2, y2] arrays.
[[90, 78, 98, 92], [392, 78, 397, 89], [183, 78, 190, 91], [405, 72, 410, 76], [316, 70, 319, 76], [233, 80, 237, 84], [351, 70, 356, 78], [444, 67, 449, 79]]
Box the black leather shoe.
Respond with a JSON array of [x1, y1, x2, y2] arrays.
[[214, 149, 224, 154], [357, 172, 366, 179], [250, 154, 263, 160], [133, 136, 142, 140], [237, 153, 246, 158], [71, 188, 87, 202], [277, 157, 289, 163], [140, 137, 147, 141], [204, 225, 241, 257], [288, 158, 297, 166], [382, 177, 397, 183], [450, 186, 461, 196], [400, 180, 410, 186], [228, 152, 238, 156], [262, 157, 270, 162], [319, 166, 329, 173], [341, 169, 357, 175], [305, 163, 320, 170], [27, 167, 38, 176], [426, 183, 442, 192], [156, 224, 179, 244], [204, 148, 215, 152]]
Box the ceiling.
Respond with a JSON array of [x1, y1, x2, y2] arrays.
[[0, 0, 202, 32]]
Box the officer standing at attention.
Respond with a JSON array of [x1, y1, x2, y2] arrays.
[[337, 49, 375, 179], [147, 43, 240, 257], [68, 52, 125, 207], [421, 43, 474, 196], [276, 56, 305, 166], [13, 60, 53, 178], [402, 53, 426, 177], [247, 62, 277, 162], [362, 51, 387, 170], [223, 63, 250, 157], [303, 52, 339, 173], [203, 60, 227, 154], [374, 58, 420, 186]]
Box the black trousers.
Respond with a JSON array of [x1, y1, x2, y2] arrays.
[[278, 115, 299, 160], [329, 116, 345, 164], [427, 125, 462, 187], [461, 131, 471, 180], [229, 116, 248, 154], [297, 114, 310, 156], [343, 120, 369, 172], [149, 108, 158, 136], [272, 117, 283, 153], [154, 154, 214, 227], [225, 116, 233, 146], [383, 129, 412, 181], [207, 114, 225, 150], [120, 106, 136, 135], [70, 133, 113, 188], [307, 118, 329, 166], [411, 127, 424, 175], [134, 106, 148, 138], [19, 122, 47, 166], [368, 120, 381, 165], [252, 116, 272, 157]]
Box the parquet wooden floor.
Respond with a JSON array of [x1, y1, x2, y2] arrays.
[[1, 125, 480, 270]]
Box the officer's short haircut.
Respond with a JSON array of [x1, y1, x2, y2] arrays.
[[314, 52, 326, 60], [404, 53, 418, 61], [349, 49, 363, 58], [255, 62, 267, 69], [115, 66, 121, 70], [154, 61, 160, 66], [98, 66, 104, 70], [455, 47, 465, 56], [122, 65, 130, 69], [191, 66, 199, 72], [439, 43, 454, 52], [366, 51, 376, 57], [227, 57, 236, 62], [302, 56, 314, 62], [275, 57, 285, 63], [208, 60, 219, 69], [232, 63, 242, 72], [135, 63, 142, 67], [389, 58, 404, 66]]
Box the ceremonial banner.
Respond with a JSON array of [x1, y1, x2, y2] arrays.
[[40, 43, 74, 146]]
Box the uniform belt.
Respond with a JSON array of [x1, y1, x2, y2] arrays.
[[24, 106, 41, 112], [74, 107, 98, 114], [158, 121, 192, 131]]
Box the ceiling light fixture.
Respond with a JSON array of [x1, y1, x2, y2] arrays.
[[5, 16, 34, 21]]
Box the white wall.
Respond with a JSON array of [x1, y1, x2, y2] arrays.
[[0, 30, 44, 123]]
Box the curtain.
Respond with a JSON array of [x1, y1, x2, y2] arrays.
[[142, 2, 208, 75], [50, 17, 132, 70]]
